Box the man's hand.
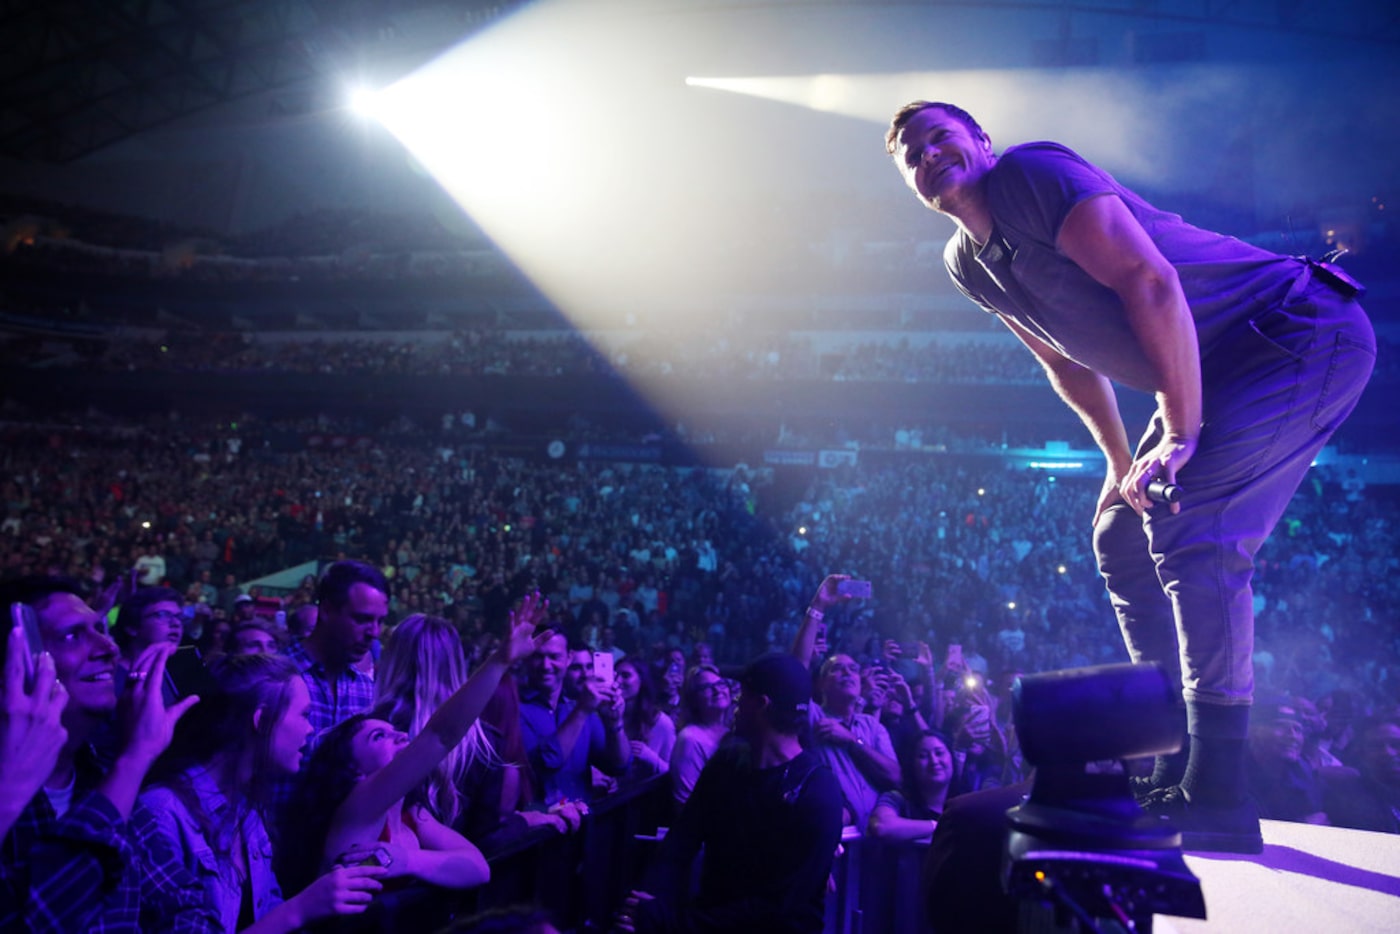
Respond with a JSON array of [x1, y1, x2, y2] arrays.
[[590, 680, 624, 724], [1, 628, 68, 814], [1120, 433, 1197, 517], [810, 573, 856, 611], [814, 716, 859, 748], [119, 644, 198, 765]]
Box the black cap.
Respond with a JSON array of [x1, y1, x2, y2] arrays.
[[740, 653, 811, 715]]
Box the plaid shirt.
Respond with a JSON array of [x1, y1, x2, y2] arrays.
[[269, 640, 377, 827], [0, 753, 220, 934], [284, 640, 376, 739]]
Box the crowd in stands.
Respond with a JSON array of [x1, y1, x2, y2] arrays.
[[80, 331, 1053, 384], [7, 322, 1398, 386], [3, 404, 1399, 930]]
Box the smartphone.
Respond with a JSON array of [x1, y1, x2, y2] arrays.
[[166, 645, 217, 700], [592, 651, 615, 685], [837, 579, 872, 599], [9, 603, 43, 691], [946, 643, 963, 667]]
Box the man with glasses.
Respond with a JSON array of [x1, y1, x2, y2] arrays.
[[113, 587, 186, 704]]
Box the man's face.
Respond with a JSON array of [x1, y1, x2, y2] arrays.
[[319, 582, 387, 662], [1359, 723, 1400, 787], [35, 592, 120, 720], [231, 626, 278, 655], [821, 655, 861, 704], [564, 648, 593, 699], [1250, 715, 1305, 763], [530, 634, 569, 696], [130, 600, 183, 653], [893, 106, 993, 211]]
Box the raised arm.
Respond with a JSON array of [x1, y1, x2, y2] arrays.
[[332, 594, 549, 845], [791, 575, 848, 668]]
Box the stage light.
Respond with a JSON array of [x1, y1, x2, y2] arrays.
[[348, 86, 383, 119], [1003, 663, 1206, 929]]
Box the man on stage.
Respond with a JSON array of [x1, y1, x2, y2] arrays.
[[886, 101, 1374, 852]]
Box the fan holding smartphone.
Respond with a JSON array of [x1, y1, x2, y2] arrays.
[[2, 608, 69, 840]]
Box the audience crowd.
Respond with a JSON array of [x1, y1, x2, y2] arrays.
[[2, 199, 1397, 933], [1, 408, 1397, 929]]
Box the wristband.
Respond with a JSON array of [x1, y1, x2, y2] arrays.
[[805, 606, 824, 621]]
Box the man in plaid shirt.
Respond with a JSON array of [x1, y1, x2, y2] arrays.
[[270, 561, 387, 833], [0, 577, 219, 933]]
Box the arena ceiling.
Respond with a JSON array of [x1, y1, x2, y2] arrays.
[[2, 0, 1396, 165]]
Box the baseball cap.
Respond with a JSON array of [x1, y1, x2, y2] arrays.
[[740, 653, 812, 715], [233, 593, 254, 605]]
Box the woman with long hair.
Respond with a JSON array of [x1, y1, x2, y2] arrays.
[[865, 730, 956, 841], [668, 664, 732, 807], [653, 650, 685, 723], [141, 653, 386, 932], [278, 595, 547, 897], [616, 657, 675, 779], [372, 613, 502, 830]]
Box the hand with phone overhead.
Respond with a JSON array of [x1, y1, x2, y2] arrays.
[[2, 620, 68, 836]]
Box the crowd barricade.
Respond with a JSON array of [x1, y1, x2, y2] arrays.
[[828, 833, 933, 934], [288, 777, 939, 932]]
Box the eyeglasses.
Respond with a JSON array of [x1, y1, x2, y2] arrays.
[[697, 681, 730, 694]]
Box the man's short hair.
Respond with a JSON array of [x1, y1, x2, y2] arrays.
[[315, 560, 389, 609], [0, 575, 85, 611], [885, 101, 988, 155], [0, 576, 86, 666], [114, 586, 183, 648]]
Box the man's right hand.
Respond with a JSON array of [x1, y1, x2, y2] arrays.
[[1, 628, 68, 815], [578, 676, 614, 714]]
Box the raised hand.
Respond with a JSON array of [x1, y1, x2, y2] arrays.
[[120, 643, 199, 764], [1, 628, 68, 827], [500, 591, 551, 665]]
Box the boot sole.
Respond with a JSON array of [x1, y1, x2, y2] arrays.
[[1180, 828, 1264, 854]]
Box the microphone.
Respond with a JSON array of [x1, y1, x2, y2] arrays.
[[1146, 480, 1183, 504]]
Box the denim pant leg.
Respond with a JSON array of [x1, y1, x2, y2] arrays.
[[1098, 280, 1374, 709], [1093, 503, 1181, 692]]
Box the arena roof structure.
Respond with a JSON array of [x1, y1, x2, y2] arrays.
[[3, 0, 1395, 164]]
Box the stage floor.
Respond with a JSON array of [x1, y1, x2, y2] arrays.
[[1159, 820, 1400, 933]]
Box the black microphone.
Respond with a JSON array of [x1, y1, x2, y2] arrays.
[[1146, 480, 1183, 504]]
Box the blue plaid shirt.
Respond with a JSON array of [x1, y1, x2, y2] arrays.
[[268, 640, 377, 833], [284, 640, 377, 740], [0, 753, 220, 934]]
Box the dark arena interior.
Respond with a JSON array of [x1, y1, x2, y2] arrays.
[[1, 2, 1398, 932]]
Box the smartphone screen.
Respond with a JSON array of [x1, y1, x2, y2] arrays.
[[9, 603, 43, 690], [837, 579, 873, 599], [592, 651, 615, 685], [166, 645, 217, 699]]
